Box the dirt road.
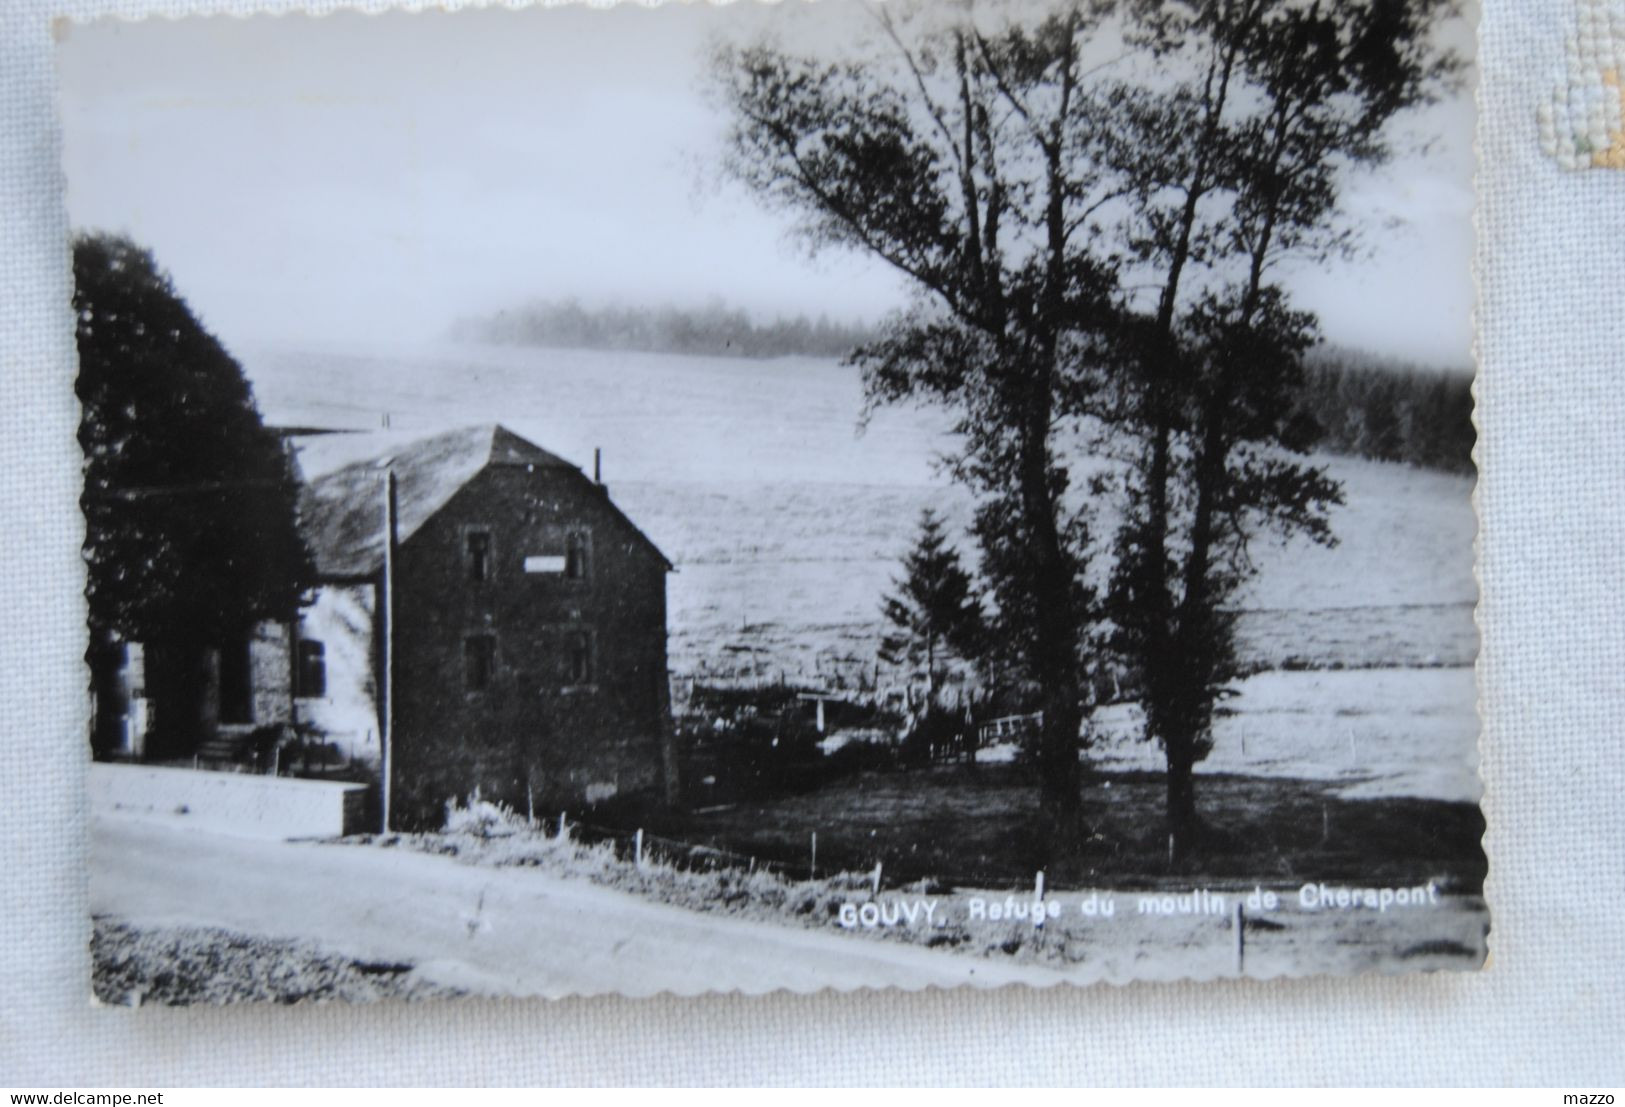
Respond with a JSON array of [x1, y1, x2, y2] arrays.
[[91, 815, 1067, 998]]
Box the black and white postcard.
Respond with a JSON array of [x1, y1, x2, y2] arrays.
[[61, 0, 1485, 1002]]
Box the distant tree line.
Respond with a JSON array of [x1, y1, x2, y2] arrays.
[[458, 299, 1472, 473], [450, 299, 878, 359], [1297, 349, 1475, 473]]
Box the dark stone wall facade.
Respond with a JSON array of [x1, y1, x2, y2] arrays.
[[244, 621, 295, 732], [388, 463, 671, 828]]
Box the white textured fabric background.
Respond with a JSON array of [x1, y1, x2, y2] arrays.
[[2, 0, 1621, 1087]]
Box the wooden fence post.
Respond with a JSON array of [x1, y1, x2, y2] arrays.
[[871, 860, 883, 897], [635, 828, 645, 871], [810, 831, 818, 880]]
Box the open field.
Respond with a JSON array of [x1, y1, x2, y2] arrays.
[[1089, 667, 1482, 802], [643, 765, 1487, 893], [607, 479, 1477, 683]]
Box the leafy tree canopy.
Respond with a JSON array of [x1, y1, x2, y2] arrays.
[[75, 232, 314, 646], [716, 2, 1125, 821]]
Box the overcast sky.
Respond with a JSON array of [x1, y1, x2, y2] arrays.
[[58, 1, 1478, 368]]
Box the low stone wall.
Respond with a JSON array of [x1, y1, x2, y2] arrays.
[[91, 763, 370, 840]]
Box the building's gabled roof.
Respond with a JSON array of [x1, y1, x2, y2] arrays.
[[298, 424, 667, 578]]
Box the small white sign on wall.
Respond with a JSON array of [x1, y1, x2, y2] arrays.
[[524, 555, 567, 574]]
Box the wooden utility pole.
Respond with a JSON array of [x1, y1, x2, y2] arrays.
[[379, 467, 398, 833]]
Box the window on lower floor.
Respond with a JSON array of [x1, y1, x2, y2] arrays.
[[565, 629, 594, 686], [295, 639, 326, 698], [465, 634, 496, 692]]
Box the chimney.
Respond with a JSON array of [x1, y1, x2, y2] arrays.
[[594, 447, 602, 485]]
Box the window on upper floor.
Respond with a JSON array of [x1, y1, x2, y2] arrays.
[[565, 531, 590, 581], [466, 529, 492, 583]]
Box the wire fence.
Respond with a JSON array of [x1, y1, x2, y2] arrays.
[[564, 816, 815, 882], [452, 810, 1489, 978], [541, 811, 1103, 895]]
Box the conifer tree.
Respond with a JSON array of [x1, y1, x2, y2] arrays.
[[879, 509, 986, 697]]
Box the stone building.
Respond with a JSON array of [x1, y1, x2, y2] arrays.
[[92, 424, 677, 830]]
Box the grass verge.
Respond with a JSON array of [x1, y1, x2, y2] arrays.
[[636, 766, 1487, 893], [91, 917, 464, 1006]]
